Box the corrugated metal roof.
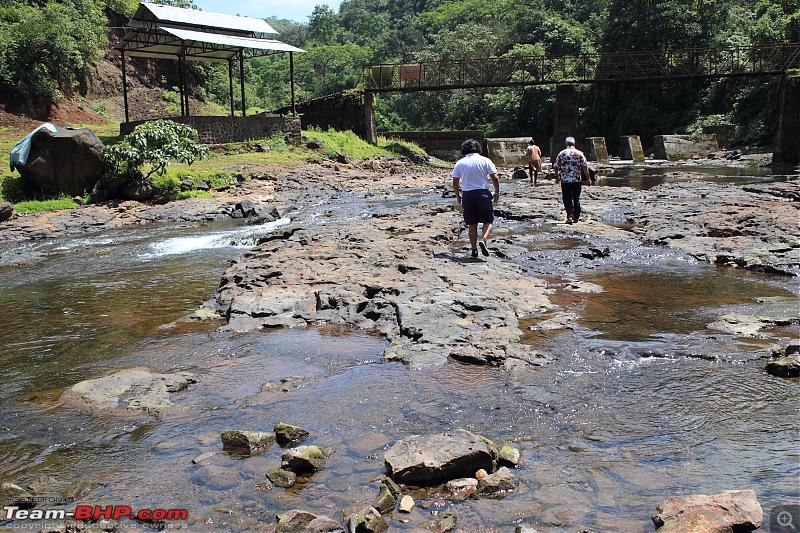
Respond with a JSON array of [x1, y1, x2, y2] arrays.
[[140, 3, 278, 35], [161, 26, 305, 54], [115, 2, 304, 60]]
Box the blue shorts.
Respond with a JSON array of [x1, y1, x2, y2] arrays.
[[461, 189, 494, 226]]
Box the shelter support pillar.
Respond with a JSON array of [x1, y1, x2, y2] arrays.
[[290, 52, 296, 116], [550, 84, 580, 158], [240, 52, 246, 117], [228, 59, 235, 117], [773, 73, 800, 166], [363, 91, 377, 144], [121, 51, 129, 123], [178, 54, 186, 116]]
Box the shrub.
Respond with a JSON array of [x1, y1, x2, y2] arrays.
[[101, 120, 209, 180]]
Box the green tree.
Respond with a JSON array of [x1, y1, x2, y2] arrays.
[[101, 120, 208, 180], [0, 0, 106, 98]]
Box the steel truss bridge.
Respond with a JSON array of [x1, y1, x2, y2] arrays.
[[360, 43, 800, 92]]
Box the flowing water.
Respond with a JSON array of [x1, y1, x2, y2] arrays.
[[0, 166, 797, 532]]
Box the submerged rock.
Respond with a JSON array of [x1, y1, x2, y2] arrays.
[[384, 429, 497, 484], [266, 468, 296, 488], [60, 368, 196, 416], [276, 509, 344, 533]]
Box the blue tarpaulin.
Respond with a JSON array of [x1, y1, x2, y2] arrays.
[[9, 123, 58, 172]]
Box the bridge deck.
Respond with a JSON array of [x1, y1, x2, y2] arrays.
[[361, 44, 800, 92]]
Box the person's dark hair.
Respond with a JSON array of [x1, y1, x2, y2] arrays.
[[461, 139, 482, 155]]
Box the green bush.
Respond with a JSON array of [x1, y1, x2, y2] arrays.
[[101, 120, 209, 180]]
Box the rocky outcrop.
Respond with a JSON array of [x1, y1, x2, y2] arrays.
[[383, 429, 497, 484], [17, 127, 104, 196], [652, 489, 763, 532], [59, 368, 196, 416], [209, 201, 552, 369]]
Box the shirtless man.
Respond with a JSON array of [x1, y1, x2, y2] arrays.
[[525, 139, 542, 185]]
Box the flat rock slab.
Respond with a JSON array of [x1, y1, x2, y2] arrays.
[[384, 428, 497, 484], [210, 200, 553, 369], [60, 368, 196, 416]]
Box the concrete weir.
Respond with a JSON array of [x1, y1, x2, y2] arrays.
[[486, 137, 530, 166], [653, 134, 719, 160]]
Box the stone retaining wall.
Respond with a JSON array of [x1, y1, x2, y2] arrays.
[[120, 115, 301, 145], [274, 89, 377, 144]]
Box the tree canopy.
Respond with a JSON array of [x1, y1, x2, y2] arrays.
[[0, 0, 794, 146]]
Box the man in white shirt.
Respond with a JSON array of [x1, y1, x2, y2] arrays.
[[452, 139, 500, 258]]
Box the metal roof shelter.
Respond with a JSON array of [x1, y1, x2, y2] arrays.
[[114, 2, 305, 122]]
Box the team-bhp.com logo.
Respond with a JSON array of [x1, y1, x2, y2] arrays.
[[4, 504, 188, 522]]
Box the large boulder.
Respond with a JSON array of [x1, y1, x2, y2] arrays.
[[17, 127, 104, 197], [652, 489, 763, 532], [383, 429, 497, 484]]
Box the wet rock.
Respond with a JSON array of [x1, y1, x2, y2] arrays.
[[60, 369, 196, 417], [281, 445, 328, 474], [475, 466, 519, 498], [445, 478, 478, 499], [422, 511, 457, 532], [384, 429, 497, 484], [766, 354, 800, 377], [515, 525, 541, 533], [579, 246, 610, 259], [1, 482, 35, 509], [221, 430, 275, 457], [652, 489, 763, 531], [498, 443, 521, 467], [266, 468, 296, 488], [275, 422, 311, 447], [0, 201, 13, 222], [380, 476, 402, 497], [342, 506, 388, 533], [398, 495, 415, 513], [276, 509, 344, 533], [372, 484, 397, 515]]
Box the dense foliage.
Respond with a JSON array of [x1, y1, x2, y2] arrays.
[[1, 0, 796, 146]]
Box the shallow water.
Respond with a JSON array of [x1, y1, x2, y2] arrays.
[[0, 169, 798, 532]]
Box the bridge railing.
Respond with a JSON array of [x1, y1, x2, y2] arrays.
[[361, 43, 800, 92]]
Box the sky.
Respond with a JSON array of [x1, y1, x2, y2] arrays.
[[190, 0, 343, 23]]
